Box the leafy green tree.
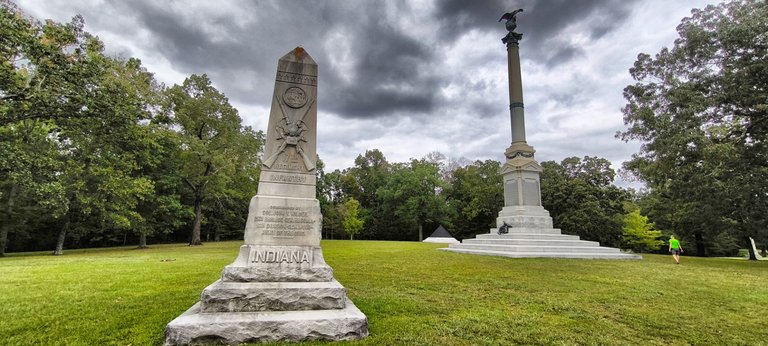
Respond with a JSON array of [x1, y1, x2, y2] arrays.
[[166, 74, 246, 246], [621, 209, 663, 253], [0, 121, 66, 256], [200, 126, 263, 242], [618, 0, 767, 255], [48, 57, 161, 255], [316, 158, 345, 239], [131, 124, 189, 248], [444, 159, 503, 240], [541, 156, 630, 247], [377, 159, 450, 241], [340, 149, 391, 239], [0, 2, 105, 126], [1, 3, 162, 254], [0, 2, 100, 255], [342, 149, 390, 208], [338, 197, 364, 240]]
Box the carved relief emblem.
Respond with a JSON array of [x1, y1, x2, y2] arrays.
[[283, 87, 307, 109]]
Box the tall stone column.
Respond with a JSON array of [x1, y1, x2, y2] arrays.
[[440, 10, 641, 260], [498, 10, 551, 229]]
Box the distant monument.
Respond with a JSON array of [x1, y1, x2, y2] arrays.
[[423, 225, 460, 244], [164, 47, 369, 345], [442, 11, 641, 260]]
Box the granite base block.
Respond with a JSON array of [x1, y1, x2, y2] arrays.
[[164, 301, 369, 345], [200, 280, 347, 312], [222, 264, 333, 283]]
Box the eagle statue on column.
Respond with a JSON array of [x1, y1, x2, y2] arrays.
[[498, 9, 523, 33]]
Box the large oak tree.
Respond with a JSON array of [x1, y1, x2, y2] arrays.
[[619, 0, 767, 256]]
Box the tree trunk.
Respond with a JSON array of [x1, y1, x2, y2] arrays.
[[190, 194, 203, 246], [745, 236, 758, 261], [694, 232, 705, 257], [0, 225, 7, 257], [53, 219, 69, 256], [0, 184, 17, 257], [418, 223, 423, 242], [138, 233, 148, 249]]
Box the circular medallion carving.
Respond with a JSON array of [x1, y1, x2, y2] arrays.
[[283, 87, 307, 109]]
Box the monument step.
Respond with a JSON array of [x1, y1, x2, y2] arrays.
[[448, 243, 621, 254], [200, 279, 346, 313], [472, 233, 579, 240], [439, 247, 642, 260], [462, 238, 599, 247], [475, 234, 578, 241], [485, 228, 564, 235], [474, 232, 568, 240], [165, 300, 369, 345]]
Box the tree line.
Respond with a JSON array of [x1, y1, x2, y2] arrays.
[[1, 2, 262, 255], [2, 0, 765, 257], [316, 151, 659, 254]]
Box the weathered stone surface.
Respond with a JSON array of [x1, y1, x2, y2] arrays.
[[164, 47, 368, 345], [222, 244, 334, 282], [222, 265, 333, 283], [165, 301, 369, 346], [259, 47, 318, 199], [495, 213, 553, 229], [243, 196, 322, 246], [200, 280, 346, 312]]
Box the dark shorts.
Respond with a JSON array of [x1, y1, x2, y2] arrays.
[[671, 249, 681, 255]]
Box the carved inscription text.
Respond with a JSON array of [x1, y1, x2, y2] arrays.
[[268, 173, 308, 184], [249, 249, 310, 264], [276, 71, 317, 86], [253, 206, 314, 238]]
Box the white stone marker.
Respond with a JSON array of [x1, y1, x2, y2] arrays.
[[164, 47, 368, 345]]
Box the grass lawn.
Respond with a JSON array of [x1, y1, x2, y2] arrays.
[[1, 241, 767, 345]]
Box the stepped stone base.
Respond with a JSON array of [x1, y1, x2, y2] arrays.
[[200, 280, 347, 312], [165, 301, 368, 345], [443, 247, 640, 259], [442, 223, 641, 260]]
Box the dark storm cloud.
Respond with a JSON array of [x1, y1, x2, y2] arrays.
[[434, 0, 639, 67], [319, 13, 440, 117], [105, 1, 441, 120], [113, 1, 294, 82], [46, 0, 637, 121]]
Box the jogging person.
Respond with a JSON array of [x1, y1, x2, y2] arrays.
[[669, 235, 684, 264]]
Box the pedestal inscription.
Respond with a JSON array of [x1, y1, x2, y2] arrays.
[[242, 196, 321, 246]]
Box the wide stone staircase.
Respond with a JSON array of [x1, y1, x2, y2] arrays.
[[441, 227, 641, 260]]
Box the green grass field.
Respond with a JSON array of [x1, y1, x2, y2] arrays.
[[2, 241, 767, 345]]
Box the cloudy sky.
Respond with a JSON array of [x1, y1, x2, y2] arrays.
[[19, 0, 720, 185]]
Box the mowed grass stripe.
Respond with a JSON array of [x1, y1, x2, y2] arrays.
[[2, 241, 766, 345]]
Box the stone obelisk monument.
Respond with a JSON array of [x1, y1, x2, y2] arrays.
[[442, 11, 640, 259], [165, 47, 369, 345]]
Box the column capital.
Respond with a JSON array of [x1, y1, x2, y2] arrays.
[[502, 32, 523, 46]]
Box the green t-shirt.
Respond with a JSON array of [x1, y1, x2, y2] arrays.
[[670, 238, 680, 250]]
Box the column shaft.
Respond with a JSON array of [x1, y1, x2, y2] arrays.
[[507, 44, 526, 144]]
